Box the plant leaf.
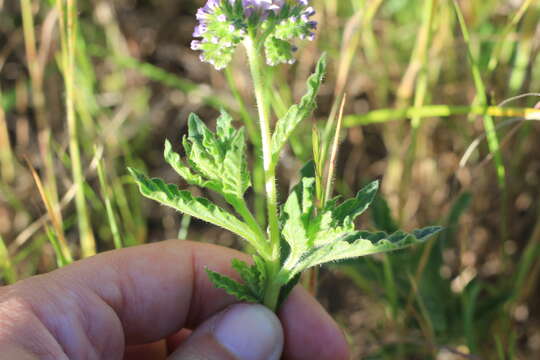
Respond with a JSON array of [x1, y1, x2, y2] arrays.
[[181, 111, 251, 199], [222, 127, 251, 197], [232, 258, 265, 300], [271, 53, 327, 165], [253, 255, 267, 296], [128, 167, 265, 254], [288, 226, 443, 280], [332, 180, 379, 224], [206, 268, 259, 303], [280, 163, 317, 270], [164, 139, 222, 193]]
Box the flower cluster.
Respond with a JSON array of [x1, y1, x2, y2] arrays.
[[191, 0, 317, 69]]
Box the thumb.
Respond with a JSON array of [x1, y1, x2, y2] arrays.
[[168, 303, 284, 360]]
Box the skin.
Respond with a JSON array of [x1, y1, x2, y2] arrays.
[[0, 240, 350, 359]]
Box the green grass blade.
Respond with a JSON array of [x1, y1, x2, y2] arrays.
[[97, 153, 123, 249], [452, 0, 506, 189], [0, 235, 17, 284]]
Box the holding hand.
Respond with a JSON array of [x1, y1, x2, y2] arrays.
[[0, 240, 349, 359]]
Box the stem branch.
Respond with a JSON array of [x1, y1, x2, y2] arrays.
[[244, 35, 281, 311]]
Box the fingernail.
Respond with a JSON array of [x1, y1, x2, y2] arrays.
[[214, 304, 283, 360]]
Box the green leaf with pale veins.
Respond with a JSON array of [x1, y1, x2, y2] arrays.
[[128, 167, 267, 255], [277, 161, 443, 282], [280, 162, 317, 270], [271, 53, 327, 165], [286, 226, 443, 281], [164, 139, 222, 193], [232, 258, 265, 300], [332, 180, 379, 224], [206, 268, 259, 303], [222, 127, 250, 197], [179, 110, 251, 199]]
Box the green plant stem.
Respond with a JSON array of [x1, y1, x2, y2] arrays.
[[97, 154, 123, 249], [244, 35, 281, 311], [344, 104, 540, 127], [0, 235, 17, 284], [21, 0, 61, 222], [230, 198, 267, 249], [224, 67, 266, 226], [0, 87, 15, 183], [453, 0, 505, 189], [58, 0, 96, 257]]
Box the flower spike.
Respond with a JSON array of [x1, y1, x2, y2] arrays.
[[192, 0, 317, 70]]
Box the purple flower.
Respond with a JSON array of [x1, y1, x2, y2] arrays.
[[241, 0, 285, 18], [191, 0, 317, 69], [193, 23, 207, 37]]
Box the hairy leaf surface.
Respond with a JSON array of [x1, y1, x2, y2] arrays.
[[206, 268, 259, 303], [128, 167, 264, 253], [279, 162, 443, 281], [271, 54, 327, 164]]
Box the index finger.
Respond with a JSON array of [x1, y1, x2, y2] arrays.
[[1, 240, 349, 359]]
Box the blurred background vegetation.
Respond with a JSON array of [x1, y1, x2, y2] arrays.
[[1, 0, 540, 358]]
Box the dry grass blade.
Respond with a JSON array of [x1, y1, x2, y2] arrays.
[[25, 158, 73, 264], [324, 93, 347, 204]]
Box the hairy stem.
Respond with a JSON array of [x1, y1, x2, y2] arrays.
[[244, 35, 281, 311]]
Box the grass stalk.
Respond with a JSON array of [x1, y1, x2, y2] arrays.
[[90, 46, 225, 110], [323, 94, 347, 205], [57, 0, 96, 257], [487, 0, 534, 73], [344, 104, 540, 127], [508, 7, 537, 94], [0, 235, 17, 284], [21, 0, 62, 225], [0, 87, 15, 183], [177, 215, 192, 240], [452, 0, 506, 189], [398, 0, 436, 221], [27, 159, 73, 264], [96, 152, 123, 249], [453, 0, 509, 248]]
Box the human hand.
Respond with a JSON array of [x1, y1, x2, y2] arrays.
[[0, 240, 349, 359]]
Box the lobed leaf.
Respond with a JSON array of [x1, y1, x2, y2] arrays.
[[287, 226, 443, 281], [206, 268, 259, 303], [280, 163, 317, 269], [181, 110, 251, 199], [232, 258, 266, 300], [278, 161, 443, 283], [271, 54, 327, 165], [332, 180, 379, 225], [128, 167, 265, 254], [164, 139, 222, 193]]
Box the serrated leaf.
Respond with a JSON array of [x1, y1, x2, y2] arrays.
[[271, 54, 327, 165], [222, 128, 251, 197], [164, 139, 222, 193], [216, 110, 235, 141], [288, 226, 443, 280], [128, 167, 266, 254], [182, 111, 251, 199], [277, 272, 300, 308], [232, 258, 264, 300], [332, 180, 379, 224], [206, 268, 259, 303], [281, 165, 316, 270], [253, 255, 267, 296], [370, 194, 399, 233], [185, 113, 223, 180]]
